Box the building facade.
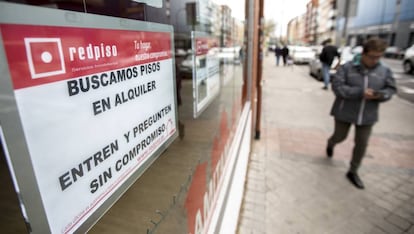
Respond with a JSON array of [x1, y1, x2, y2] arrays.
[[317, 0, 337, 44], [338, 0, 414, 48], [287, 0, 414, 48], [287, 14, 306, 45], [305, 0, 319, 44]]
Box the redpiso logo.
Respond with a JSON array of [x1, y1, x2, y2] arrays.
[[24, 38, 66, 79]]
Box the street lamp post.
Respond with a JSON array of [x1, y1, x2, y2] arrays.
[[379, 0, 386, 37], [342, 0, 350, 45]]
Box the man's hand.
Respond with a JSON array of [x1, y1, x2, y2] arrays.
[[334, 58, 341, 70], [364, 88, 382, 100]]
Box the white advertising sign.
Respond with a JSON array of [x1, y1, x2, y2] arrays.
[[192, 32, 220, 118], [0, 10, 176, 233]]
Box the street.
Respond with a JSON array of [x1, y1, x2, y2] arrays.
[[381, 58, 414, 104], [239, 55, 414, 234], [304, 57, 414, 104], [265, 58, 414, 137]]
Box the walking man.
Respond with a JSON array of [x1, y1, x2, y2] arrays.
[[326, 37, 396, 189], [281, 45, 289, 66], [319, 38, 341, 90], [275, 45, 282, 66]]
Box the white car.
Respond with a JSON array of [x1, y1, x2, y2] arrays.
[[403, 44, 414, 74], [289, 46, 315, 64], [218, 47, 241, 64], [179, 54, 200, 79], [404, 44, 414, 58]]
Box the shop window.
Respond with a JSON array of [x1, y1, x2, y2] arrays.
[[1, 1, 248, 233]]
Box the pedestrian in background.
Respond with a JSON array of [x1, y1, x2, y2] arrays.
[[281, 45, 289, 66], [275, 45, 282, 66], [319, 38, 341, 90], [326, 37, 396, 189]]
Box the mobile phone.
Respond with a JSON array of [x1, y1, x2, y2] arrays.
[[373, 90, 383, 98]]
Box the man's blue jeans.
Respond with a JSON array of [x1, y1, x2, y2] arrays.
[[322, 63, 331, 88]]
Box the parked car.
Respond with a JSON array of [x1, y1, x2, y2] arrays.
[[289, 46, 315, 64], [384, 46, 404, 59], [403, 56, 414, 74], [178, 54, 198, 79], [179, 51, 217, 78], [309, 46, 360, 81], [404, 44, 414, 58], [218, 46, 241, 64], [310, 45, 323, 55], [402, 44, 414, 74]]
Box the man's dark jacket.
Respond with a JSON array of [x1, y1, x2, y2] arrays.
[[330, 61, 396, 126], [320, 45, 340, 66]]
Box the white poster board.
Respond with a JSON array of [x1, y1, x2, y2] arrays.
[[192, 32, 220, 118], [0, 3, 177, 233]]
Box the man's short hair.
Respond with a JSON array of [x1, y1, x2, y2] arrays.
[[363, 37, 387, 53], [322, 38, 332, 45]]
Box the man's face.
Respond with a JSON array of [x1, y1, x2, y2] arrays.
[[361, 50, 383, 68]]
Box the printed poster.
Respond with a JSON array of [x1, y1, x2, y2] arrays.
[[0, 23, 176, 233]]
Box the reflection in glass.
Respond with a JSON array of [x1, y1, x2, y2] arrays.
[[1, 1, 246, 233]]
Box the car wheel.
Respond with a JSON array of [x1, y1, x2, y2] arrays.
[[309, 67, 314, 77], [317, 69, 323, 81], [403, 60, 414, 74]]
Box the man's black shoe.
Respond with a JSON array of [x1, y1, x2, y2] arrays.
[[322, 86, 328, 90], [326, 146, 333, 158], [346, 172, 365, 189]]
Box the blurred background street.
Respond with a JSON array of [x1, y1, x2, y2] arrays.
[[381, 58, 414, 103], [238, 54, 414, 234]]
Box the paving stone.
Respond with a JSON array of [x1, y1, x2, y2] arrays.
[[371, 183, 396, 195], [374, 197, 398, 212], [242, 202, 265, 214], [238, 214, 265, 227], [394, 207, 414, 223], [245, 181, 266, 192], [394, 190, 412, 202], [406, 225, 414, 234], [373, 219, 405, 234], [386, 214, 412, 231], [244, 187, 265, 196], [385, 194, 409, 208], [238, 222, 265, 234], [330, 222, 369, 234], [348, 214, 378, 234], [368, 226, 389, 234], [366, 205, 390, 218], [397, 184, 414, 196]]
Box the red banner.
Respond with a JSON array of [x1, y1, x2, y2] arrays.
[[195, 37, 218, 56], [0, 24, 172, 90]]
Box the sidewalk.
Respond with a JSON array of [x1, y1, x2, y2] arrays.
[[237, 55, 414, 234]]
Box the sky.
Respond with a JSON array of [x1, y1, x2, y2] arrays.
[[212, 0, 309, 37], [264, 0, 309, 37]]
